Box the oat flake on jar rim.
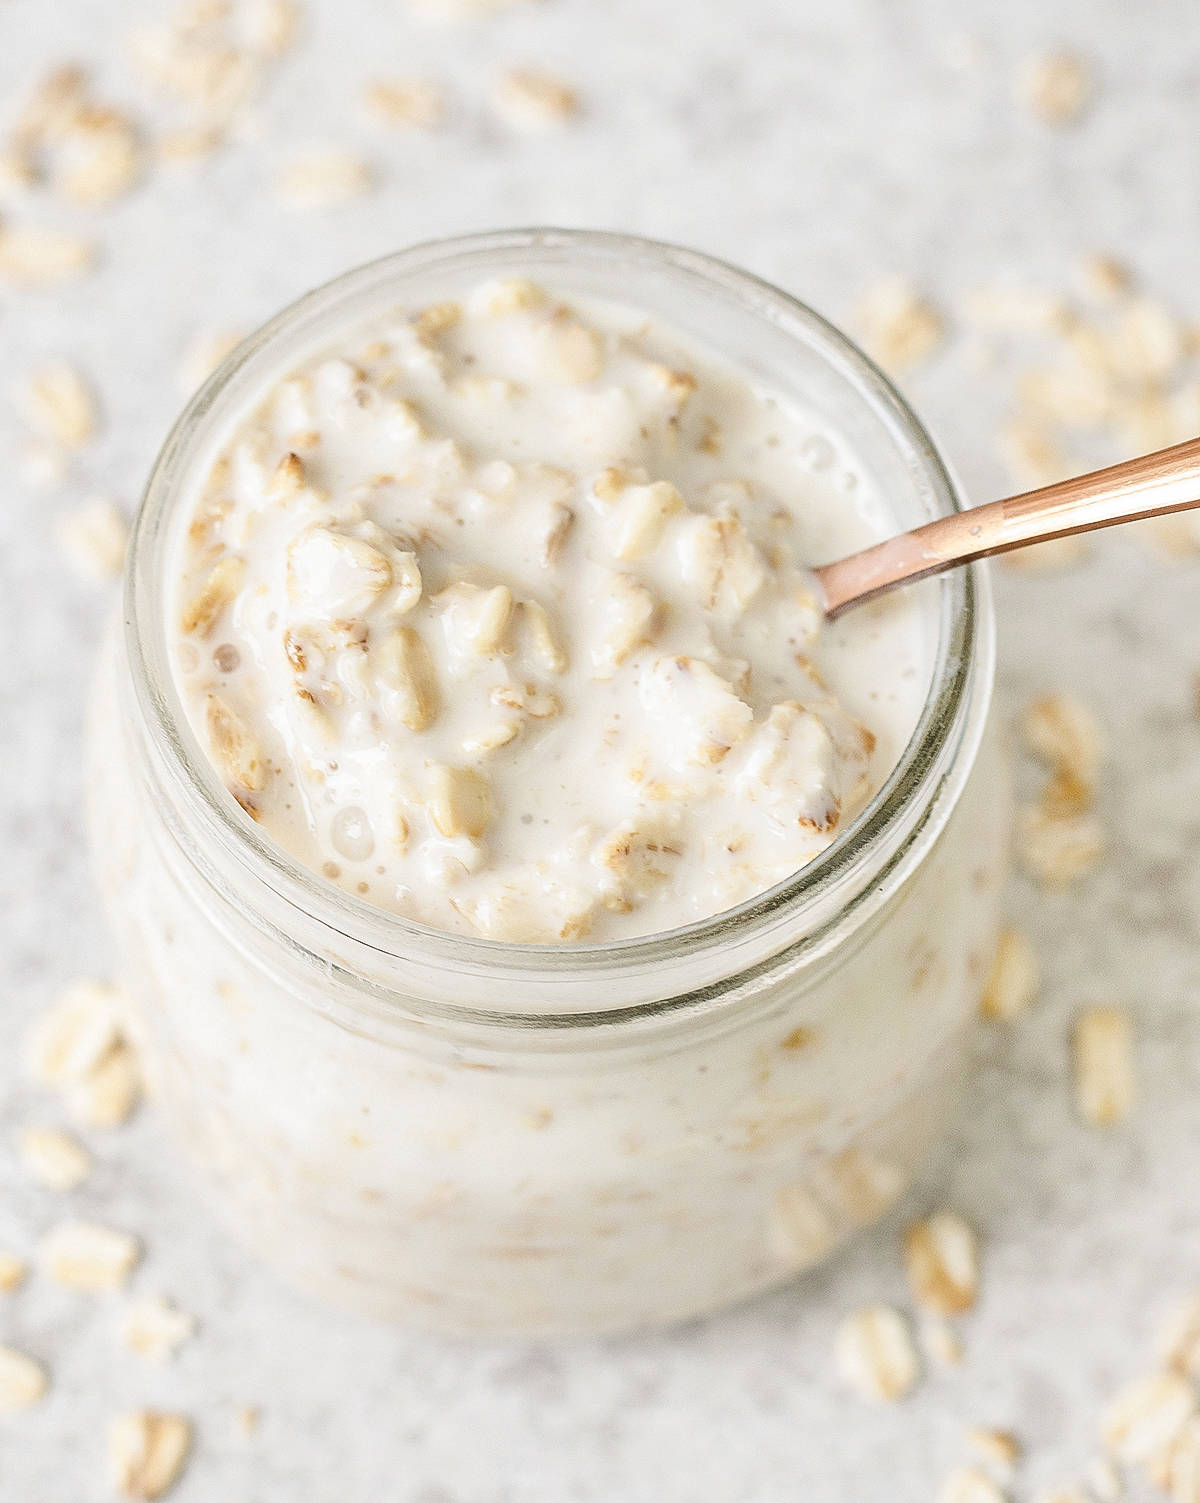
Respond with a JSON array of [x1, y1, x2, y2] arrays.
[[87, 229, 1010, 1337]]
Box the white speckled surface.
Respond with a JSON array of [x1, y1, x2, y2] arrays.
[[3, 1, 1200, 1498]]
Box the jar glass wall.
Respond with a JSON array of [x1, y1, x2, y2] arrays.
[[87, 230, 1009, 1336]]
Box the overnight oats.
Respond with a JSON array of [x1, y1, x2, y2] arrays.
[[87, 230, 1009, 1336]]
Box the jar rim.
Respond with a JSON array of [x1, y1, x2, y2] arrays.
[[125, 227, 987, 1009]]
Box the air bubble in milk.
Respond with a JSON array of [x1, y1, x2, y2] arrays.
[[799, 434, 836, 473], [330, 805, 376, 863]]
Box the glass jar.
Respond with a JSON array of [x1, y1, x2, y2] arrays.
[[86, 229, 1009, 1337]]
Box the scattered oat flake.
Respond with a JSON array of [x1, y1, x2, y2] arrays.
[[1078, 254, 1132, 303], [235, 1404, 260, 1436], [1073, 1004, 1135, 1127], [364, 77, 445, 129], [999, 420, 1074, 489], [129, 14, 258, 122], [1040, 767, 1094, 821], [19, 1126, 91, 1191], [1019, 357, 1114, 428], [0, 222, 95, 285], [276, 149, 373, 208], [1168, 1416, 1200, 1502], [1064, 318, 1119, 380], [966, 1427, 1022, 1469], [1021, 49, 1093, 125], [981, 925, 1039, 1022], [0, 1346, 48, 1411], [1102, 1371, 1196, 1464], [1085, 1456, 1122, 1502], [67, 1039, 142, 1129], [411, 0, 538, 19], [922, 1318, 963, 1366], [0, 1254, 27, 1294], [242, 0, 302, 56], [2, 148, 40, 194], [13, 63, 89, 148], [56, 110, 143, 206], [1120, 389, 1188, 457], [178, 328, 244, 395], [962, 285, 1071, 334], [1021, 694, 1103, 790], [42, 1220, 141, 1291], [26, 978, 123, 1085], [1032, 1491, 1089, 1503], [56, 498, 129, 582], [24, 360, 98, 447], [157, 125, 225, 163], [0, 147, 38, 192], [904, 1211, 980, 1316], [493, 68, 580, 129], [938, 1466, 1007, 1503], [122, 1295, 198, 1363], [109, 1410, 192, 1500], [1159, 1292, 1200, 1377], [834, 1304, 920, 1402], [1106, 296, 1185, 383], [853, 277, 944, 372], [1017, 804, 1104, 889]]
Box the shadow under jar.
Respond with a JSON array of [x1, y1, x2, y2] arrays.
[[86, 229, 1009, 1338]]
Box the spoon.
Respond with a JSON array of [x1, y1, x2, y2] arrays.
[[814, 435, 1200, 619]]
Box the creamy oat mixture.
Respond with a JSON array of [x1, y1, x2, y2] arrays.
[[171, 280, 929, 940]]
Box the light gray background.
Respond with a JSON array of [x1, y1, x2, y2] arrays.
[[2, 0, 1200, 1498]]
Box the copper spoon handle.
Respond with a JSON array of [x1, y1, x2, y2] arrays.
[[815, 434, 1200, 619]]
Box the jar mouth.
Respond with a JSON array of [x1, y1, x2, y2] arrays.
[[127, 227, 984, 989]]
